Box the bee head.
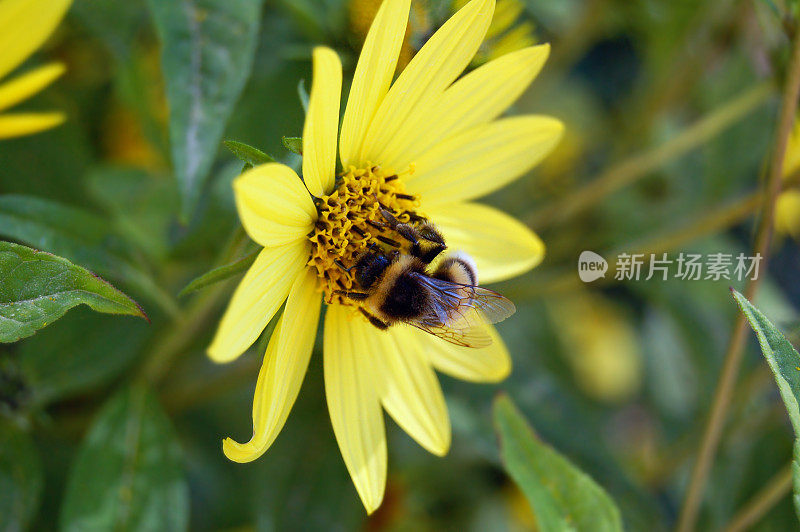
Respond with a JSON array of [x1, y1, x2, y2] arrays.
[[410, 223, 446, 263]]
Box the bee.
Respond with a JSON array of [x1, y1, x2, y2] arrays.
[[335, 220, 515, 347]]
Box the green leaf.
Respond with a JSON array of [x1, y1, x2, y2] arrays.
[[60, 386, 189, 531], [0, 194, 131, 269], [179, 249, 258, 297], [223, 139, 275, 168], [72, 0, 147, 60], [298, 78, 309, 113], [281, 136, 303, 155], [86, 167, 179, 263], [493, 394, 624, 532], [0, 242, 146, 344], [732, 288, 800, 520], [0, 194, 177, 316], [147, 0, 265, 221], [0, 422, 43, 530]]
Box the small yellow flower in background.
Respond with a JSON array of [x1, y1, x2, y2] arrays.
[[209, 0, 562, 513], [775, 190, 800, 239], [0, 0, 72, 140], [102, 103, 162, 169], [102, 46, 167, 170], [504, 484, 538, 531], [775, 118, 800, 239], [349, 0, 419, 70], [454, 0, 536, 64], [548, 291, 642, 403]]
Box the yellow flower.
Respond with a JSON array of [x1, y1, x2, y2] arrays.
[[548, 291, 642, 403], [209, 0, 562, 513], [0, 0, 72, 140], [776, 118, 800, 238], [454, 0, 536, 63], [776, 190, 800, 239]]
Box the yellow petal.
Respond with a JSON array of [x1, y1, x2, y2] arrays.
[[376, 325, 451, 456], [784, 120, 800, 178], [486, 0, 524, 39], [339, 0, 411, 169], [0, 63, 64, 112], [324, 304, 387, 514], [381, 44, 550, 170], [775, 190, 800, 238], [425, 202, 544, 283], [0, 112, 64, 140], [223, 268, 322, 462], [233, 163, 316, 247], [419, 323, 511, 382], [406, 115, 563, 205], [486, 21, 537, 61], [207, 240, 309, 363], [0, 0, 72, 80], [359, 0, 495, 168], [302, 47, 342, 196]]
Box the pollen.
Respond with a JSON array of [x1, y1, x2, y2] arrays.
[[308, 165, 422, 304]]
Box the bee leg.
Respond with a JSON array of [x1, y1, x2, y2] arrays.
[[378, 207, 400, 228], [378, 208, 425, 247], [359, 308, 389, 330], [376, 235, 402, 248], [333, 259, 353, 272], [394, 223, 419, 244], [332, 290, 369, 301], [366, 219, 390, 231]]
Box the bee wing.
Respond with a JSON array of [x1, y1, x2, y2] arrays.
[[407, 320, 493, 348], [401, 273, 515, 348], [409, 273, 516, 325], [468, 285, 516, 324]]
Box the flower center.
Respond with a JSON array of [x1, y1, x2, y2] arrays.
[[308, 165, 423, 305]]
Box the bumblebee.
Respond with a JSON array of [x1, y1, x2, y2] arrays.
[[336, 242, 516, 347]]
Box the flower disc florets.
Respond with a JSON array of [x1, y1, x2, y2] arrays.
[[308, 164, 422, 304]]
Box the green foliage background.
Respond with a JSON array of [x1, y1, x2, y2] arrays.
[[2, 0, 800, 530]]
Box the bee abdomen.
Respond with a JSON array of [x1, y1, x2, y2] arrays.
[[433, 252, 478, 286], [379, 271, 429, 320]]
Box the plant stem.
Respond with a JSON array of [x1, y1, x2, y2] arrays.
[[676, 28, 800, 532], [136, 282, 231, 384], [723, 465, 793, 532], [136, 227, 250, 385], [528, 83, 773, 231]]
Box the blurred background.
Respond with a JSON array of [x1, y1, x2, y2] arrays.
[[2, 0, 800, 530]]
